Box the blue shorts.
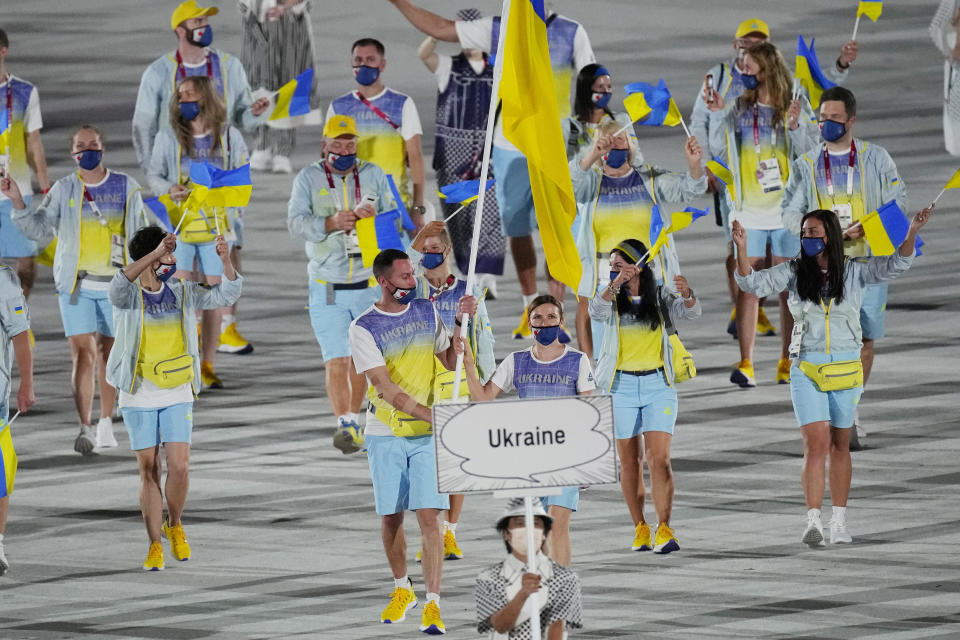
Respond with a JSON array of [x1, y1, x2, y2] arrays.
[[308, 279, 379, 361], [542, 486, 579, 512], [790, 351, 862, 429], [57, 288, 114, 337], [612, 370, 678, 438], [0, 196, 37, 258], [739, 226, 800, 259], [174, 240, 222, 277], [122, 402, 194, 451], [860, 282, 888, 340], [366, 434, 449, 516], [492, 146, 536, 237]]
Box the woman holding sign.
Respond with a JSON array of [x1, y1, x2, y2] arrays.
[[571, 120, 705, 358], [732, 207, 930, 547], [459, 295, 595, 567], [148, 76, 250, 388], [589, 238, 700, 554]]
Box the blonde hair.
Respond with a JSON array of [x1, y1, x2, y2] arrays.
[[738, 41, 793, 127], [596, 120, 637, 167], [170, 76, 227, 158]]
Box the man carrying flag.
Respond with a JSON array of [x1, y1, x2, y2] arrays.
[[287, 115, 395, 455], [781, 86, 906, 449]]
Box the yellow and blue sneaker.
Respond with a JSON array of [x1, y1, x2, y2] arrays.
[[653, 523, 680, 554], [632, 521, 652, 551], [162, 520, 191, 561], [727, 307, 738, 339], [757, 307, 777, 336], [333, 419, 364, 454], [730, 359, 756, 388], [443, 529, 463, 560], [512, 310, 531, 339], [381, 577, 418, 624], [217, 322, 254, 355], [143, 542, 165, 571], [776, 357, 791, 384], [419, 600, 446, 635]]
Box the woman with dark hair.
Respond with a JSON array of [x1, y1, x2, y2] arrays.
[[589, 238, 700, 554], [562, 63, 638, 162], [733, 207, 931, 547]]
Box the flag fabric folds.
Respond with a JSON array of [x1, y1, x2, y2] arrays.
[[356, 210, 405, 267], [499, 0, 581, 290], [143, 194, 179, 233], [861, 200, 923, 256], [795, 35, 837, 109], [270, 68, 314, 121], [646, 204, 669, 260], [438, 179, 495, 205], [185, 161, 252, 211], [0, 108, 9, 151], [623, 79, 682, 127], [667, 206, 710, 234], [706, 156, 734, 204], [857, 1, 883, 21], [943, 167, 960, 190], [0, 421, 17, 498], [385, 174, 416, 231], [623, 92, 652, 125]]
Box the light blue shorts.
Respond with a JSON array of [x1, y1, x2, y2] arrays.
[[739, 226, 800, 259], [308, 279, 379, 361], [612, 370, 678, 438], [57, 288, 115, 337], [860, 282, 888, 340], [366, 434, 449, 516], [174, 240, 222, 277], [790, 351, 862, 429], [492, 146, 536, 237], [542, 486, 579, 512], [122, 402, 194, 451], [0, 196, 37, 258]]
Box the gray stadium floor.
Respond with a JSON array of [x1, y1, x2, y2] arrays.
[[1, 0, 958, 638]]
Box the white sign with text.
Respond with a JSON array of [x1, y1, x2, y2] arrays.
[[433, 395, 617, 494]]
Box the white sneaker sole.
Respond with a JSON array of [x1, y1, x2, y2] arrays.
[[802, 526, 825, 547]]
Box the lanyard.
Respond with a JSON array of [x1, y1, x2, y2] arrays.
[[822, 141, 856, 198], [427, 274, 457, 302], [752, 105, 776, 157], [78, 174, 108, 226], [356, 92, 400, 130], [323, 162, 361, 209], [175, 50, 213, 80]]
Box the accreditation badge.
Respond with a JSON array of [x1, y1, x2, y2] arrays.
[[832, 203, 853, 228], [756, 158, 783, 193]]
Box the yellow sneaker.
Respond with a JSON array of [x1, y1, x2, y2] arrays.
[[443, 529, 463, 560], [200, 361, 223, 389], [726, 306, 737, 338], [162, 520, 191, 561], [757, 307, 777, 336], [143, 541, 165, 571], [730, 359, 756, 388], [632, 521, 652, 551], [381, 578, 418, 624], [776, 357, 791, 384], [415, 548, 422, 563], [419, 600, 446, 635], [653, 522, 680, 554], [217, 322, 254, 354], [512, 309, 531, 339], [27, 328, 35, 348]]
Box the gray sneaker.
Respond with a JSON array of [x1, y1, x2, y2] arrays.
[[801, 514, 825, 548], [73, 425, 97, 456], [0, 536, 8, 576]]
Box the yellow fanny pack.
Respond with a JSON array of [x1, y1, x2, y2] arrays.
[[374, 406, 432, 438], [668, 334, 697, 383], [797, 359, 863, 392], [142, 354, 195, 389]]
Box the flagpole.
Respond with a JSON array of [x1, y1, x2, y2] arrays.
[[7, 410, 20, 426], [450, 0, 511, 404], [931, 187, 947, 206], [613, 122, 632, 137], [678, 114, 692, 138], [852, 14, 861, 41], [443, 202, 468, 222]]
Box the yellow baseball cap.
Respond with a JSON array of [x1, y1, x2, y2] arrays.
[[171, 0, 219, 31], [323, 115, 358, 139], [735, 18, 770, 39]]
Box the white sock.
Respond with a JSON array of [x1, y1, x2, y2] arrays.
[[394, 576, 409, 589], [807, 508, 822, 525], [426, 592, 440, 605], [348, 412, 359, 424], [522, 293, 537, 309], [443, 520, 456, 533], [832, 506, 847, 522], [337, 414, 351, 425], [221, 313, 235, 330]]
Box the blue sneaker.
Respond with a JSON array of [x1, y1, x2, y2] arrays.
[[333, 419, 364, 454]]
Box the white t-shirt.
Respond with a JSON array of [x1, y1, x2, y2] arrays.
[[433, 54, 487, 94], [349, 303, 451, 437], [490, 346, 596, 395], [323, 88, 423, 141]]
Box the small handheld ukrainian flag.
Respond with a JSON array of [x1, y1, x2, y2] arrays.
[[795, 35, 837, 109], [858, 1, 882, 22], [646, 204, 669, 261], [623, 80, 683, 128], [861, 200, 923, 256], [622, 92, 652, 125], [356, 210, 405, 268], [206, 164, 253, 208], [438, 179, 494, 206], [143, 194, 180, 233], [270, 68, 314, 121], [667, 207, 710, 234], [0, 419, 17, 498]]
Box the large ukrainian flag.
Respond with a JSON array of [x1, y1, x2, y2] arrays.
[[500, 0, 581, 290]]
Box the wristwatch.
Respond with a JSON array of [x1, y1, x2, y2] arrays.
[[411, 205, 427, 215]]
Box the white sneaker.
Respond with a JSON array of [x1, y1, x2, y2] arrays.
[[271, 155, 293, 174], [477, 273, 498, 300], [829, 519, 853, 544], [96, 417, 118, 448], [0, 535, 8, 576], [73, 425, 97, 456], [250, 150, 272, 171], [801, 513, 825, 547]]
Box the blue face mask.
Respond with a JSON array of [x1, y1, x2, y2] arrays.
[[74, 149, 102, 171], [155, 262, 177, 283], [353, 65, 380, 86], [421, 252, 445, 270], [189, 25, 213, 47], [740, 73, 759, 90], [532, 325, 560, 346], [390, 284, 415, 304], [820, 120, 846, 142], [609, 270, 620, 283], [592, 92, 612, 109], [801, 237, 826, 257], [605, 148, 629, 169], [179, 101, 200, 121], [327, 152, 356, 171]]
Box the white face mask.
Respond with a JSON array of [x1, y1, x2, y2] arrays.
[[509, 527, 544, 556]]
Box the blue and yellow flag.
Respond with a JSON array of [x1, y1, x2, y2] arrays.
[[356, 210, 405, 267], [796, 35, 837, 109], [706, 156, 735, 204], [861, 200, 923, 256], [858, 1, 882, 21], [942, 167, 960, 190], [623, 80, 682, 127], [0, 108, 8, 152], [270, 68, 314, 121], [499, 0, 581, 290], [646, 204, 669, 260], [0, 421, 17, 498], [667, 206, 710, 234], [623, 92, 652, 125], [143, 194, 179, 233], [186, 161, 252, 210], [438, 179, 495, 206]]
